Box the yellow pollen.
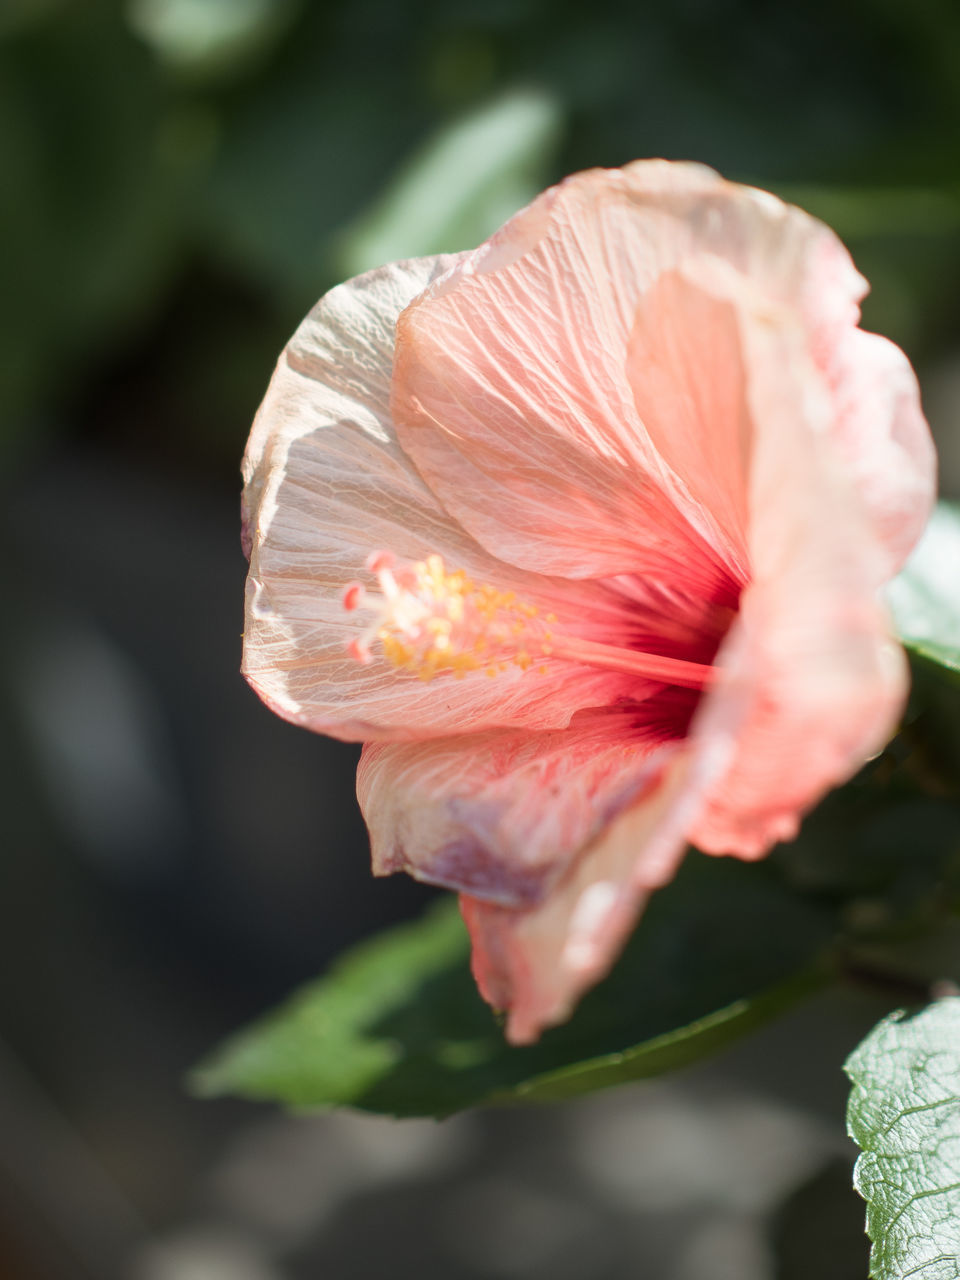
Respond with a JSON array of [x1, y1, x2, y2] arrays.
[[344, 550, 717, 691], [364, 555, 544, 680]]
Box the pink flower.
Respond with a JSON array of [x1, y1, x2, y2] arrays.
[[241, 161, 936, 1044]]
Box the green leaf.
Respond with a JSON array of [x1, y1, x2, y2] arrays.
[[888, 502, 960, 681], [846, 999, 960, 1279], [191, 850, 830, 1117]]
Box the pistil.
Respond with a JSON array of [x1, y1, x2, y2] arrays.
[[343, 551, 716, 690]]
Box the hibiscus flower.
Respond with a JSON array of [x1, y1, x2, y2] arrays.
[[240, 161, 935, 1044]]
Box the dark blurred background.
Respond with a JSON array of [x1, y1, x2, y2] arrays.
[[1, 1, 958, 1277]]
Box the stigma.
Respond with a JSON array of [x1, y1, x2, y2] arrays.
[[343, 551, 716, 690]]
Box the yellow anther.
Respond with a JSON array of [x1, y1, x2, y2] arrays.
[[349, 553, 549, 682], [345, 550, 717, 692]]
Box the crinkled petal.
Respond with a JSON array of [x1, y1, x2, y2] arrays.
[[391, 160, 931, 589], [457, 269, 913, 1042], [687, 284, 908, 857], [819, 327, 936, 577], [626, 253, 933, 585], [461, 746, 712, 1044], [390, 163, 746, 595], [623, 260, 908, 856], [242, 257, 683, 740], [356, 697, 694, 906], [461, 273, 911, 1040], [626, 264, 753, 569], [357, 690, 736, 1043]]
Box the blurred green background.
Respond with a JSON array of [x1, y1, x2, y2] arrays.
[[1, 2, 958, 1278], [4, 0, 960, 476]]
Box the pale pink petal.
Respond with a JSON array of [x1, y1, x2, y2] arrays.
[[241, 256, 706, 740], [620, 260, 908, 857], [626, 237, 934, 585], [626, 266, 753, 568], [390, 164, 747, 595], [456, 270, 912, 1041], [701, 190, 934, 572], [386, 166, 766, 580], [461, 747, 706, 1044], [356, 696, 696, 906], [818, 327, 936, 576], [687, 288, 908, 858], [391, 161, 930, 590]]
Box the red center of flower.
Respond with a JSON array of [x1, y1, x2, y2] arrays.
[[342, 551, 716, 690]]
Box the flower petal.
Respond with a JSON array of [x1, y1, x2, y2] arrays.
[[626, 254, 933, 585], [241, 257, 690, 740], [626, 264, 753, 569], [456, 267, 915, 1042], [460, 747, 703, 1044], [623, 258, 910, 857], [356, 697, 695, 906], [820, 327, 936, 577], [390, 163, 745, 596], [391, 161, 932, 591], [685, 285, 909, 858]]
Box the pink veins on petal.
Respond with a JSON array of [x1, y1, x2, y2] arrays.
[[240, 160, 936, 1043]]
